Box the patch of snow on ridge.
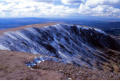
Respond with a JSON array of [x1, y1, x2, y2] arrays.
[[4, 32, 17, 40], [0, 44, 10, 50], [77, 25, 90, 30], [94, 28, 106, 34], [15, 31, 31, 42], [26, 56, 63, 67], [76, 25, 106, 35]]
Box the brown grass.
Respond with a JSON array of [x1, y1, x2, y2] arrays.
[[0, 50, 120, 80], [0, 50, 64, 80], [33, 61, 120, 80], [0, 22, 59, 35]]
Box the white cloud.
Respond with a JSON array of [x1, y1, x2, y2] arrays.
[[0, 0, 77, 17], [0, 0, 120, 18], [80, 5, 120, 17], [85, 0, 120, 7], [78, 0, 120, 17], [61, 0, 85, 5]]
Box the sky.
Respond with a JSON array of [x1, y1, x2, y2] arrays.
[[0, 0, 120, 18]]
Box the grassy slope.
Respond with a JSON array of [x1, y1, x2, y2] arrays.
[[0, 50, 65, 80], [0, 50, 120, 80]]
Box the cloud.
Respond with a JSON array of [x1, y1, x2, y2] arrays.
[[78, 0, 120, 17], [61, 0, 85, 5], [85, 0, 120, 7], [0, 0, 77, 17], [0, 0, 120, 18], [33, 0, 55, 3], [79, 4, 120, 17]]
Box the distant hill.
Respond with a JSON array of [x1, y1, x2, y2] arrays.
[[0, 18, 56, 30]]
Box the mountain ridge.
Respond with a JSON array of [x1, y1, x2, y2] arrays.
[[0, 24, 120, 71], [0, 23, 58, 35]]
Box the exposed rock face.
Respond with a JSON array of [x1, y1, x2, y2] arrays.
[[0, 24, 120, 70]]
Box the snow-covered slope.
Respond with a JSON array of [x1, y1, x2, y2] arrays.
[[0, 24, 120, 70]]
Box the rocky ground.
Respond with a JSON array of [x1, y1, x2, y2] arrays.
[[0, 50, 120, 80], [0, 50, 65, 80]]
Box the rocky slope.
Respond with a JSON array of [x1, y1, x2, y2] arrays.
[[0, 24, 120, 72], [0, 50, 65, 80], [0, 50, 120, 80]]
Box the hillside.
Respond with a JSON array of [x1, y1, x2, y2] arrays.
[[0, 23, 120, 80], [0, 50, 120, 80]]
